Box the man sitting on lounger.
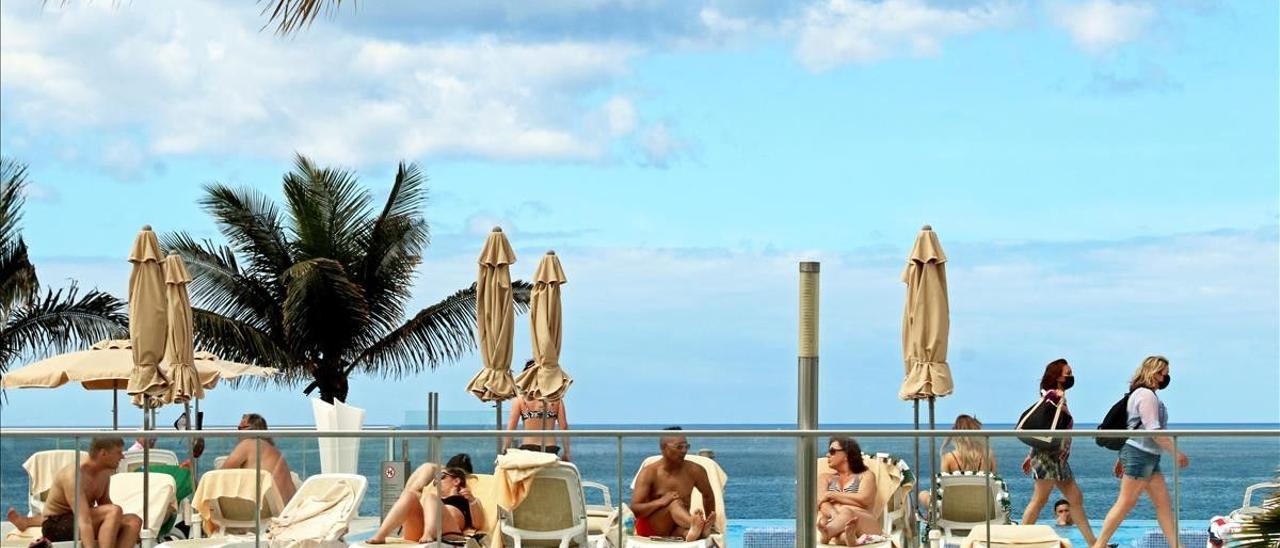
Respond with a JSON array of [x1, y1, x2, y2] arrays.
[[630, 427, 717, 542], [6, 437, 143, 548], [220, 413, 297, 504]]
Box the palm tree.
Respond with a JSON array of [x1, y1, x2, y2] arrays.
[[260, 0, 344, 35], [0, 157, 127, 375], [165, 154, 529, 403]]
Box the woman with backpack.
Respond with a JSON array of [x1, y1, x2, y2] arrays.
[[1020, 359, 1097, 546], [1091, 356, 1189, 548]]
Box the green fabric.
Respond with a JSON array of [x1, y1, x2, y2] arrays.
[[147, 464, 194, 501]]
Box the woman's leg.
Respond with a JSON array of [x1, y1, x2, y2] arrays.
[[1092, 476, 1149, 548], [368, 489, 423, 543], [1021, 480, 1054, 524], [1145, 474, 1179, 548], [418, 503, 465, 543], [844, 505, 884, 537], [1057, 480, 1097, 546]]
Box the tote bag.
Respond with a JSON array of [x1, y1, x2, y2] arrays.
[[1016, 393, 1071, 450]]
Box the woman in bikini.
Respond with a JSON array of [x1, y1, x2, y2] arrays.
[[504, 359, 572, 460], [918, 414, 997, 512], [817, 437, 880, 546], [368, 454, 485, 544]]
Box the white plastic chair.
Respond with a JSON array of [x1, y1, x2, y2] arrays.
[[501, 462, 589, 548], [111, 472, 178, 548], [22, 450, 89, 516], [120, 449, 181, 473], [931, 472, 1011, 548], [621, 455, 727, 548]]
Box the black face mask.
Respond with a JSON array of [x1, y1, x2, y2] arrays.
[[1158, 374, 1171, 390], [1061, 375, 1075, 390]]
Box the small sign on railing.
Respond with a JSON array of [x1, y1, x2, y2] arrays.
[[380, 460, 408, 520]]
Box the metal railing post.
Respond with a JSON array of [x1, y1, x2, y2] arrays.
[[984, 434, 992, 548], [1173, 435, 1180, 547], [617, 435, 624, 548], [797, 261, 820, 548], [255, 436, 262, 544], [73, 436, 80, 547]]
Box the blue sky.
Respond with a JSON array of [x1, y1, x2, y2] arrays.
[[0, 0, 1276, 427]]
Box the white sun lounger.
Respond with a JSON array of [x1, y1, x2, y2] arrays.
[[157, 468, 286, 547], [960, 524, 1071, 548], [350, 473, 498, 548], [22, 450, 89, 516], [499, 462, 589, 548], [929, 472, 1011, 548], [1, 471, 177, 548], [599, 454, 726, 548], [120, 449, 181, 473], [815, 453, 914, 548]]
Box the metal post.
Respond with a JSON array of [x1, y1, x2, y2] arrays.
[[616, 435, 624, 548], [496, 401, 504, 456], [1173, 435, 1180, 547], [255, 436, 262, 543], [541, 397, 550, 453], [73, 436, 81, 546], [434, 435, 443, 541], [929, 396, 938, 531], [112, 387, 119, 430], [797, 261, 820, 548], [985, 434, 992, 547], [914, 400, 921, 522], [143, 432, 150, 532]]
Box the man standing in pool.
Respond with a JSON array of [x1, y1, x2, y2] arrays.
[[630, 427, 717, 542]]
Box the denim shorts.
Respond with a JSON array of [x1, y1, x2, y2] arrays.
[[1120, 443, 1162, 479]]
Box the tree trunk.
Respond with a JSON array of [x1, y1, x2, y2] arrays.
[[312, 364, 350, 403]]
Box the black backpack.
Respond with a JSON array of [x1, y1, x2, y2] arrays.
[[1095, 389, 1137, 450]]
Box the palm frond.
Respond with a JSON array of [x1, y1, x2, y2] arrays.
[[281, 258, 370, 360], [0, 238, 38, 309], [163, 232, 282, 332], [350, 280, 532, 378], [0, 285, 127, 373], [283, 154, 372, 264], [200, 183, 295, 283], [0, 157, 30, 247], [357, 162, 429, 333], [260, 0, 343, 35]]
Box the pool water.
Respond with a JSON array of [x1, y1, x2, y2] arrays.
[[729, 519, 1184, 547]]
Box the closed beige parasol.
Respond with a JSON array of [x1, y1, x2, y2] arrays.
[[900, 224, 953, 400], [515, 251, 572, 400], [163, 252, 202, 404], [466, 227, 518, 402], [126, 226, 169, 407]]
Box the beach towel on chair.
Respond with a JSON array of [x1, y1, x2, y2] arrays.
[[265, 482, 355, 548]]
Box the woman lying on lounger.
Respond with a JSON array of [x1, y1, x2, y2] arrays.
[[817, 437, 881, 546], [368, 454, 486, 544]]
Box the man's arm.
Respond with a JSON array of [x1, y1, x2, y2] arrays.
[[65, 475, 99, 548], [629, 467, 674, 518], [693, 466, 716, 517]]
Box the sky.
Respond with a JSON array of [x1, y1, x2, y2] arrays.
[[0, 0, 1276, 428]]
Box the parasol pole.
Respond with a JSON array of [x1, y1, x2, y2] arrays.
[[112, 387, 119, 430]]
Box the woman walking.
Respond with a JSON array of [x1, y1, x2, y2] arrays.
[[1021, 359, 1097, 546], [1092, 356, 1188, 548]]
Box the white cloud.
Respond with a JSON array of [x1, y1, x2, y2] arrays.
[[1049, 0, 1156, 55], [602, 96, 638, 137], [637, 122, 685, 168], [789, 0, 1018, 71], [0, 2, 642, 167]]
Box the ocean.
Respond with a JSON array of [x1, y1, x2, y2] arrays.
[[3, 423, 1276, 524]]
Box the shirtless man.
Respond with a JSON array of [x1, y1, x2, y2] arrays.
[[630, 427, 717, 542], [220, 413, 297, 504], [6, 437, 142, 548]]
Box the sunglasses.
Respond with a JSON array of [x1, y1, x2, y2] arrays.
[[827, 447, 842, 455]]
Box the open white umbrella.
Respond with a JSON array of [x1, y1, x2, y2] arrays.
[[1, 339, 277, 428]]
